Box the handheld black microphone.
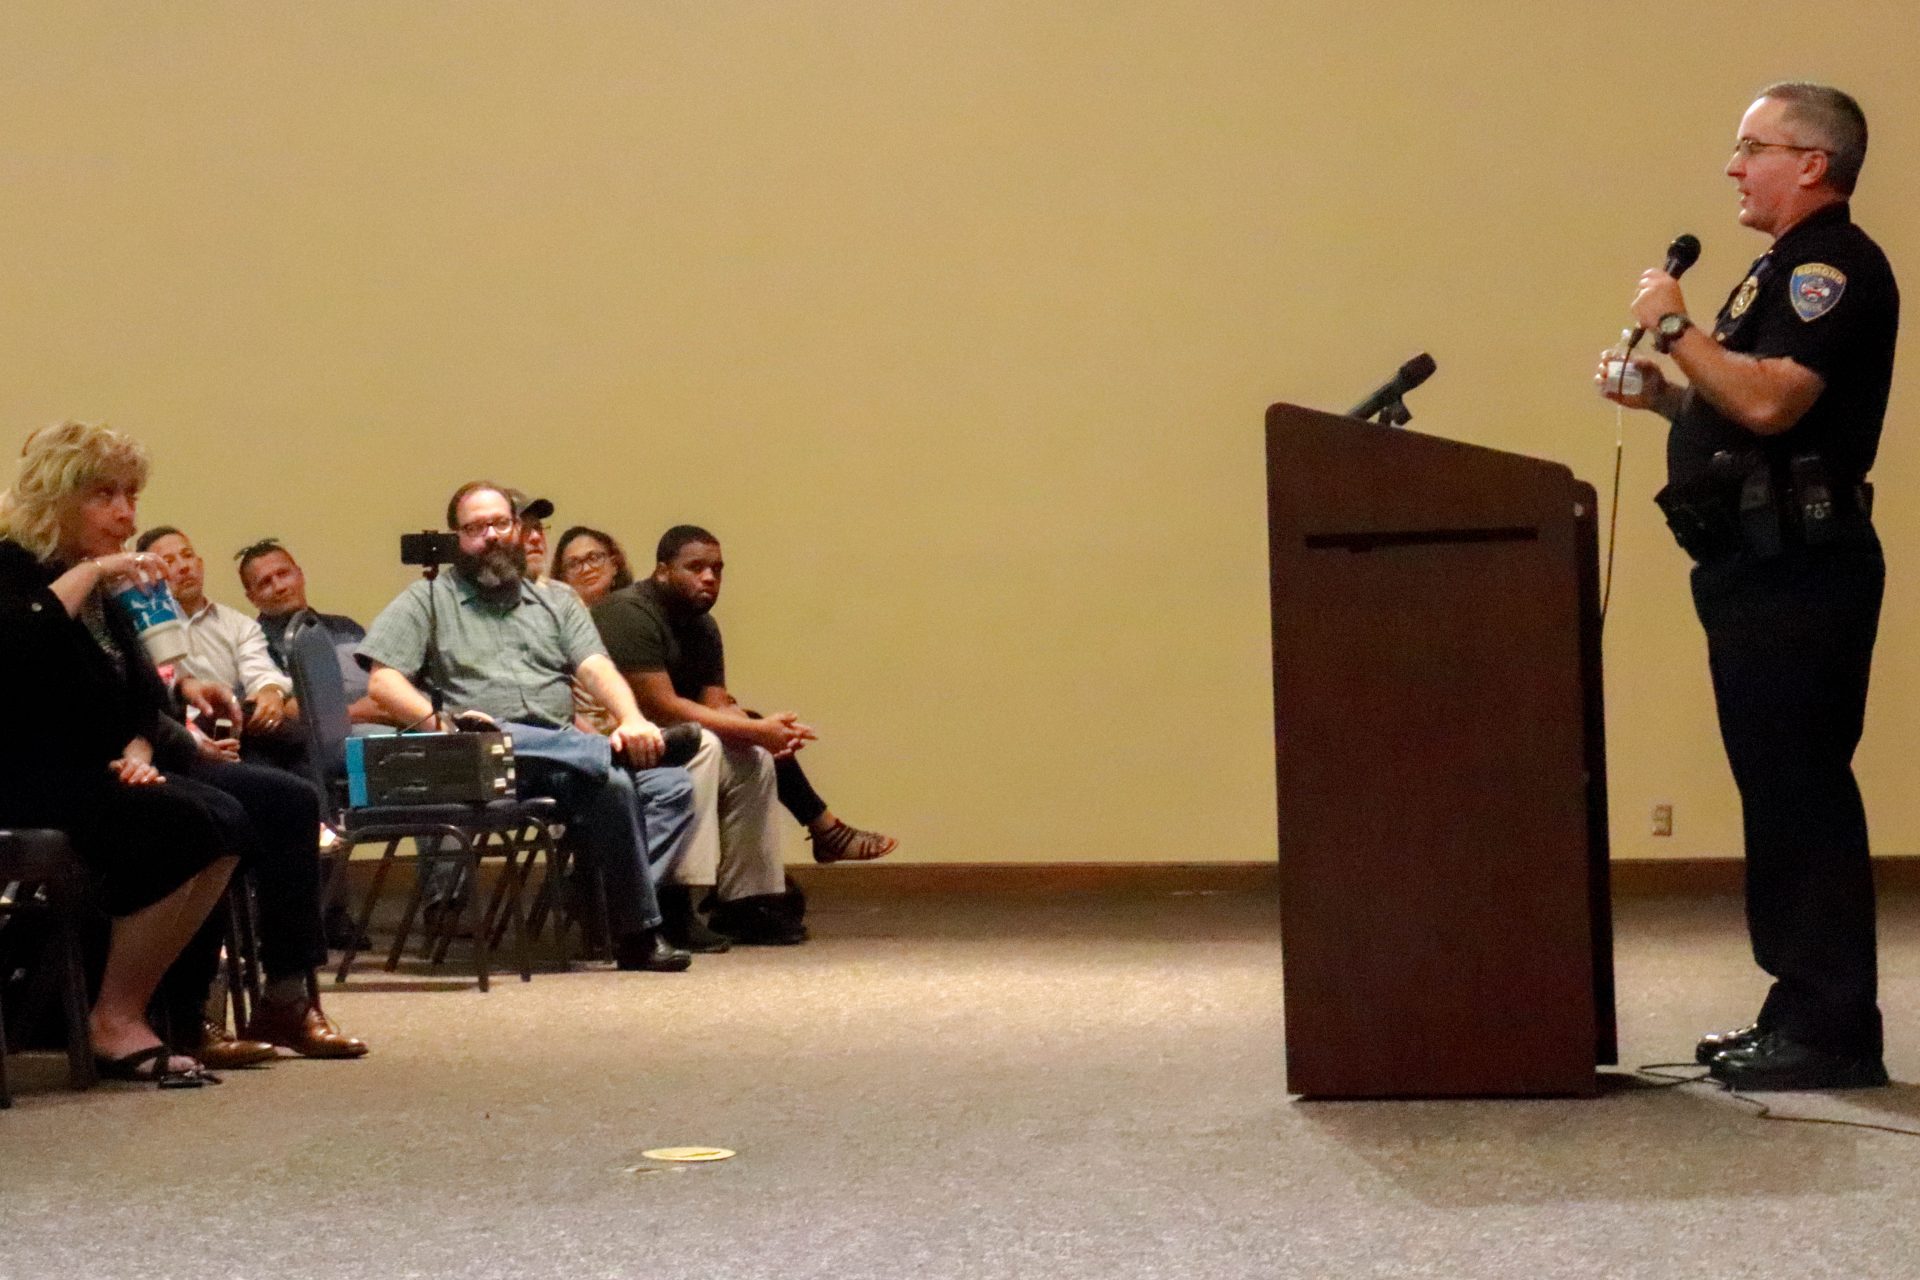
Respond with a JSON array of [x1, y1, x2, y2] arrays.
[[1626, 233, 1702, 348], [1348, 353, 1438, 423]]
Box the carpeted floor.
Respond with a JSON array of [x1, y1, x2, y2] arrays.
[[5, 873, 1920, 1279]]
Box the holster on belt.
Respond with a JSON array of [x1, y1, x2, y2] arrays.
[[1738, 462, 1784, 558], [1788, 453, 1872, 546], [1653, 450, 1752, 564], [1656, 449, 1873, 564]]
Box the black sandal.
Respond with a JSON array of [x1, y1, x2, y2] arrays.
[[93, 1044, 219, 1090]]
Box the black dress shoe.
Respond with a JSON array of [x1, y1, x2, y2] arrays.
[[708, 897, 808, 946], [1707, 1030, 1888, 1091], [323, 902, 373, 952], [1695, 1022, 1762, 1065], [658, 884, 732, 954], [615, 928, 692, 973], [662, 912, 732, 953]]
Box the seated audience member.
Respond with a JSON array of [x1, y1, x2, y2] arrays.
[[159, 739, 370, 1065], [237, 537, 395, 728], [550, 525, 645, 733], [236, 537, 403, 952], [67, 483, 361, 1064], [553, 526, 733, 950], [2, 422, 278, 1086], [552, 525, 633, 609], [357, 481, 699, 972], [590, 525, 897, 944], [507, 491, 554, 582], [137, 524, 301, 767]]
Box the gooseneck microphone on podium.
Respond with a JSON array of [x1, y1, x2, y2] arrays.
[[1348, 353, 1437, 427]]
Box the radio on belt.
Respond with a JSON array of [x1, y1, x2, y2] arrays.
[[345, 731, 517, 807]]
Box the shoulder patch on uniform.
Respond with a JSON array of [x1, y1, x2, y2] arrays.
[[1789, 263, 1847, 321]]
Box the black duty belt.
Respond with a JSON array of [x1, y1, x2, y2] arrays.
[[1655, 450, 1872, 564]]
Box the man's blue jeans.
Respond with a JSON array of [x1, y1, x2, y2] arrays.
[[417, 725, 696, 938], [507, 724, 696, 936]]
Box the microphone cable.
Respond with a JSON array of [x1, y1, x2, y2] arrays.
[[1601, 400, 1625, 628], [1633, 1062, 1920, 1139]]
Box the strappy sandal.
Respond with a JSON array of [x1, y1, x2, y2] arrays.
[[809, 821, 898, 864], [93, 1044, 220, 1090]]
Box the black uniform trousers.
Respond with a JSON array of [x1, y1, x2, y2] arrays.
[[1690, 535, 1885, 1057], [157, 758, 328, 1037]]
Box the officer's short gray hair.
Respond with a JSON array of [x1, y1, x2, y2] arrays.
[[1759, 82, 1868, 195]]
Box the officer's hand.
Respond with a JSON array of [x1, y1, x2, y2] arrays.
[[1630, 270, 1687, 331], [1594, 352, 1670, 410]]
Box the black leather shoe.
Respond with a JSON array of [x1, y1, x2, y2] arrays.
[[658, 885, 732, 954], [1707, 1030, 1888, 1091], [708, 897, 808, 946], [323, 902, 373, 952], [1695, 1022, 1761, 1065], [615, 928, 692, 973]]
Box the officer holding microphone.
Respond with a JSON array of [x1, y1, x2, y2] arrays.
[[1599, 82, 1900, 1090]]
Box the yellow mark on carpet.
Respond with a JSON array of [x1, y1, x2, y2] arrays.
[[640, 1146, 736, 1163]]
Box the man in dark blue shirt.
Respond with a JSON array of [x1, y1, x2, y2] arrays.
[[238, 539, 389, 726], [1601, 82, 1899, 1090]]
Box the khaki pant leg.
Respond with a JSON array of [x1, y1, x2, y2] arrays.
[[715, 739, 786, 901], [669, 728, 724, 887]]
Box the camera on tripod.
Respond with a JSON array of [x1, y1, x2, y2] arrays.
[[400, 531, 460, 567]]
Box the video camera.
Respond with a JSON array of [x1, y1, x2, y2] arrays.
[[400, 531, 460, 567]]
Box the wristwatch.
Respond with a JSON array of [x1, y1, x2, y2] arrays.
[[1654, 312, 1692, 354]]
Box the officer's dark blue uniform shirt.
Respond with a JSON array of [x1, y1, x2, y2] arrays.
[[1668, 202, 1900, 489]]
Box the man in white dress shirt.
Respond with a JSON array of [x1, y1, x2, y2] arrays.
[[138, 525, 301, 768]]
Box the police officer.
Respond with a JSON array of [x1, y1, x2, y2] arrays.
[[1599, 82, 1899, 1090]]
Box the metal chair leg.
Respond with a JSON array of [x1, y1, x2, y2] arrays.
[[0, 982, 12, 1110], [337, 838, 397, 984], [450, 845, 490, 993], [519, 837, 571, 970], [544, 838, 572, 971], [428, 832, 487, 968], [221, 885, 253, 1032], [50, 881, 95, 1091], [479, 841, 522, 951], [387, 837, 451, 973]]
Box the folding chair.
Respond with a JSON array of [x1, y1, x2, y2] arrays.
[[0, 829, 98, 1108], [218, 871, 265, 1032], [509, 829, 609, 964], [284, 624, 561, 992]]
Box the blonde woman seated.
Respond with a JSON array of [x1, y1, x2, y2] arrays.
[[0, 422, 239, 1088]]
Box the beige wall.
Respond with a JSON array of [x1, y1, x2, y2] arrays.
[[2, 3, 1914, 862]]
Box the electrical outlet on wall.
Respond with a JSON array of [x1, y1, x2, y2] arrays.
[[1651, 803, 1673, 837]]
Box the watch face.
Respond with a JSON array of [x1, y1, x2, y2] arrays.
[[1660, 314, 1687, 336]]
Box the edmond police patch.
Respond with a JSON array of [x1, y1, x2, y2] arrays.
[[1790, 263, 1847, 321]]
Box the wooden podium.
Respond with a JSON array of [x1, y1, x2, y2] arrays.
[[1264, 402, 1615, 1098]]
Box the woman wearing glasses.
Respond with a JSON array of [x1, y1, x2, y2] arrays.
[[551, 525, 634, 608]]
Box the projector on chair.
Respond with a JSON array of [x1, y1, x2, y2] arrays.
[[345, 731, 517, 807]]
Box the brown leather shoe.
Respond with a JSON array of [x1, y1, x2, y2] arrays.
[[195, 1020, 279, 1069], [242, 998, 369, 1059]]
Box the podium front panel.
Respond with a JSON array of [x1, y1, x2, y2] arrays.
[[1265, 403, 1610, 1098]]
